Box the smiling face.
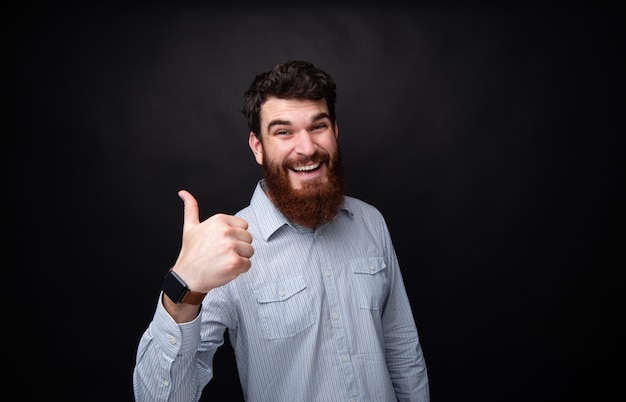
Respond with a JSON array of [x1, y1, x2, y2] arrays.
[[249, 97, 345, 227]]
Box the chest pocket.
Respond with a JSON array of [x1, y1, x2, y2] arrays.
[[253, 275, 315, 339], [350, 256, 388, 310]]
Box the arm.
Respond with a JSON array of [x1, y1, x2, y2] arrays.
[[133, 297, 216, 402], [133, 190, 253, 401], [382, 229, 430, 401]]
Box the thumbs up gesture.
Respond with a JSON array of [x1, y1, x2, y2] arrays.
[[168, 189, 254, 304]]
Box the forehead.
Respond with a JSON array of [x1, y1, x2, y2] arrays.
[[260, 97, 329, 123]]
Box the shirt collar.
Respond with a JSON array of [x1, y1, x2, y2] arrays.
[[249, 180, 354, 241]]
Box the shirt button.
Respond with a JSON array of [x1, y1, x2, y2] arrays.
[[369, 265, 375, 272], [162, 379, 169, 387], [325, 271, 331, 277], [341, 355, 349, 362], [332, 313, 340, 320], [168, 335, 177, 345], [278, 290, 286, 298], [350, 398, 357, 402]]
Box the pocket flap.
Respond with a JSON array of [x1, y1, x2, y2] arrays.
[[350, 256, 386, 275], [253, 275, 307, 303]]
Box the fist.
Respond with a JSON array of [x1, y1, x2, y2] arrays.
[[172, 189, 254, 293]]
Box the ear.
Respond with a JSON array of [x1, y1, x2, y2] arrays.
[[334, 122, 339, 138], [249, 132, 263, 165]]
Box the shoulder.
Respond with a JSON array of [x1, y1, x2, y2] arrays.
[[343, 195, 383, 217], [341, 195, 389, 231]]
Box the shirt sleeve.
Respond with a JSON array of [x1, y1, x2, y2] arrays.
[[132, 293, 219, 402], [381, 225, 431, 401]]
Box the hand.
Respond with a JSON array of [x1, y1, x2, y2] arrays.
[[172, 189, 254, 294]]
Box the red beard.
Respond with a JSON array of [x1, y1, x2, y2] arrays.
[[261, 146, 345, 228]]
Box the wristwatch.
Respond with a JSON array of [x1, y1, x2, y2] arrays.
[[162, 269, 207, 305]]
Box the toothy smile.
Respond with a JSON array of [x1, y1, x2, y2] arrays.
[[292, 163, 320, 172]]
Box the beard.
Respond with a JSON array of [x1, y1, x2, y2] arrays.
[[261, 145, 345, 228]]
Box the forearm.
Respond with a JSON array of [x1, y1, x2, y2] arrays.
[[384, 257, 430, 401], [133, 296, 209, 402], [133, 336, 207, 402], [386, 335, 430, 402]]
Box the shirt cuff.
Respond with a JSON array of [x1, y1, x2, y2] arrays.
[[149, 292, 203, 357]]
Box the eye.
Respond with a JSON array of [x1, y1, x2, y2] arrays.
[[312, 123, 327, 131]]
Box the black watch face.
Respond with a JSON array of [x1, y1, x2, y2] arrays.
[[162, 271, 187, 303]]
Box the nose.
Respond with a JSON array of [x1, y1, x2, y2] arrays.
[[294, 131, 317, 156]]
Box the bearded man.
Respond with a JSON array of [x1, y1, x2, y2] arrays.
[[133, 60, 430, 402]]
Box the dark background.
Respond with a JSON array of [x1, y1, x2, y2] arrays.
[[8, 3, 624, 401]]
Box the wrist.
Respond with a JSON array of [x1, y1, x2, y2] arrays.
[[162, 268, 207, 305]]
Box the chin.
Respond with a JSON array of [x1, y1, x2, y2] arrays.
[[296, 180, 327, 192]]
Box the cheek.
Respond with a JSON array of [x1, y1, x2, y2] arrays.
[[265, 144, 292, 163], [318, 137, 338, 154]]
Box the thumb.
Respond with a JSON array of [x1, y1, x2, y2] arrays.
[[178, 189, 200, 228]]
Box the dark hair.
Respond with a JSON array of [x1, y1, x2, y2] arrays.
[[242, 60, 337, 138]]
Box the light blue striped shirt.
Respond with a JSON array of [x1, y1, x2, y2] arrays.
[[134, 181, 429, 402]]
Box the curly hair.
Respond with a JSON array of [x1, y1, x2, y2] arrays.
[[242, 60, 337, 139]]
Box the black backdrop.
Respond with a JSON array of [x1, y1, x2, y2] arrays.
[[8, 3, 624, 401]]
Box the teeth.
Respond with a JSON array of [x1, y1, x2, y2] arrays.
[[293, 163, 319, 172]]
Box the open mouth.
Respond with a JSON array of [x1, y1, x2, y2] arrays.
[[291, 162, 321, 174]]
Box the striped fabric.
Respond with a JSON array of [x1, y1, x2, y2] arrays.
[[133, 181, 429, 402]]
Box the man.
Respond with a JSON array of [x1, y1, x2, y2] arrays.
[[133, 60, 430, 401]]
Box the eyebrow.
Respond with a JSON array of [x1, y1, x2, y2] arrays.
[[266, 112, 331, 133]]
